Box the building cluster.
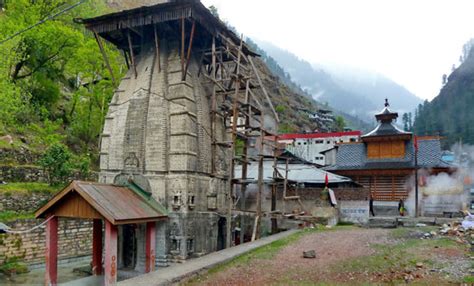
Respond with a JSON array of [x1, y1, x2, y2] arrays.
[[33, 1, 459, 285]]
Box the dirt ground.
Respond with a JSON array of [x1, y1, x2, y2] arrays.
[[184, 227, 472, 285]]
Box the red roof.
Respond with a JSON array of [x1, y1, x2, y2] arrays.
[[276, 131, 361, 140]]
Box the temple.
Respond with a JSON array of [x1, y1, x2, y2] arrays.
[[326, 99, 452, 201]]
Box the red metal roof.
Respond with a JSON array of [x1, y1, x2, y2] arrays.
[[276, 131, 361, 140], [35, 181, 167, 225]]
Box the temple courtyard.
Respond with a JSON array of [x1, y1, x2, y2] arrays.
[[182, 226, 471, 286]]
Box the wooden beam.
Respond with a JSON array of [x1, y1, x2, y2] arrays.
[[153, 24, 161, 73], [181, 17, 185, 81], [127, 30, 137, 78], [183, 20, 196, 81], [45, 216, 58, 286], [93, 30, 117, 87], [247, 56, 280, 122], [211, 37, 217, 175]]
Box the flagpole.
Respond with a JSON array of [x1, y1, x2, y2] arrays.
[[414, 135, 419, 218]]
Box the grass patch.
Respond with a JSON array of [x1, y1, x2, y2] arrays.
[[0, 211, 34, 222], [0, 257, 29, 276], [463, 276, 474, 283], [186, 225, 357, 284], [0, 182, 61, 195], [335, 234, 463, 275]]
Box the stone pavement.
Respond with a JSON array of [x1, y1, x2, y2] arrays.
[[118, 229, 299, 286]]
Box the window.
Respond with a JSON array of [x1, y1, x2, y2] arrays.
[[303, 142, 307, 145], [326, 140, 330, 144], [350, 138, 356, 142], [187, 239, 194, 253], [298, 142, 301, 145], [315, 140, 323, 144]]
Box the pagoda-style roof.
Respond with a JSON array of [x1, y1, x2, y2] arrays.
[[324, 138, 453, 172], [362, 99, 412, 141]]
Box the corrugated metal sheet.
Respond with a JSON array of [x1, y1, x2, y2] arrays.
[[36, 181, 167, 225], [234, 161, 352, 184]]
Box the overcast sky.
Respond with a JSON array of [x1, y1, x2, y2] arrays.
[[201, 0, 474, 101]]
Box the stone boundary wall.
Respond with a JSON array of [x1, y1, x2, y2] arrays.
[[0, 218, 93, 265], [0, 165, 99, 183], [0, 192, 52, 213], [0, 148, 40, 165]]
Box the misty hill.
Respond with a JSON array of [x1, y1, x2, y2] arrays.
[[414, 40, 474, 147], [256, 40, 422, 122]]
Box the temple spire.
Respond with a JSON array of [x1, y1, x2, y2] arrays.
[[384, 98, 389, 107]]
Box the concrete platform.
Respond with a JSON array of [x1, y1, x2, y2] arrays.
[[118, 229, 298, 286]]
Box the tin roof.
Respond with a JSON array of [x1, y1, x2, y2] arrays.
[[234, 161, 352, 184], [35, 181, 167, 225], [276, 131, 361, 140]]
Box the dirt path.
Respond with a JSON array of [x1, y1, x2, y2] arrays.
[[188, 228, 392, 285]]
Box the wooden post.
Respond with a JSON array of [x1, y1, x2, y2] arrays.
[[210, 37, 216, 175], [153, 24, 161, 73], [181, 17, 185, 81], [127, 30, 137, 78], [145, 222, 156, 273], [105, 221, 118, 286], [93, 30, 117, 87], [183, 20, 196, 81], [92, 219, 103, 275], [45, 216, 58, 286]]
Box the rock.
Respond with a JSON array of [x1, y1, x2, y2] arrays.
[[303, 250, 316, 258], [416, 262, 424, 268], [416, 223, 427, 227], [0, 135, 13, 145], [430, 231, 437, 236], [424, 233, 431, 238]]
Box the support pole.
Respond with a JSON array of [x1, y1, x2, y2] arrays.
[[105, 221, 118, 286], [180, 17, 185, 81], [45, 216, 58, 286], [183, 20, 196, 81], [415, 150, 419, 218], [93, 30, 117, 87], [210, 37, 216, 175], [153, 24, 161, 73], [127, 30, 137, 78], [92, 219, 103, 275], [145, 222, 156, 273]]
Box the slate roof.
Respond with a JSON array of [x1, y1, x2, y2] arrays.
[[362, 121, 411, 138], [325, 139, 453, 171]]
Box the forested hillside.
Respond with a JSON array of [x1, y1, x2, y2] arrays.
[[0, 0, 125, 168], [0, 0, 368, 172], [414, 40, 474, 147]]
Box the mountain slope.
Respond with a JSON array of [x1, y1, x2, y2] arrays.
[[414, 42, 474, 147], [257, 40, 422, 121]]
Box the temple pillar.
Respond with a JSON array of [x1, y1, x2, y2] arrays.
[[105, 221, 118, 286], [92, 219, 103, 275], [45, 216, 58, 286], [145, 221, 156, 273]]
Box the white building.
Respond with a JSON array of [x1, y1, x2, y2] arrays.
[[278, 131, 361, 166]]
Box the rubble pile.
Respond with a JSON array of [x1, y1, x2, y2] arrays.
[[436, 213, 474, 244]]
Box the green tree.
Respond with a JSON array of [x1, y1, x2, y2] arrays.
[[39, 143, 72, 185], [334, 116, 346, 132]]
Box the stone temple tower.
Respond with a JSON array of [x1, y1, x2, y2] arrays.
[[80, 0, 265, 268]]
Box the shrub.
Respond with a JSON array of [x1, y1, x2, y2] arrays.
[[39, 143, 72, 185]]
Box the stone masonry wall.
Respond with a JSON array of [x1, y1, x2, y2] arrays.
[[0, 218, 93, 265], [0, 192, 51, 213]]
